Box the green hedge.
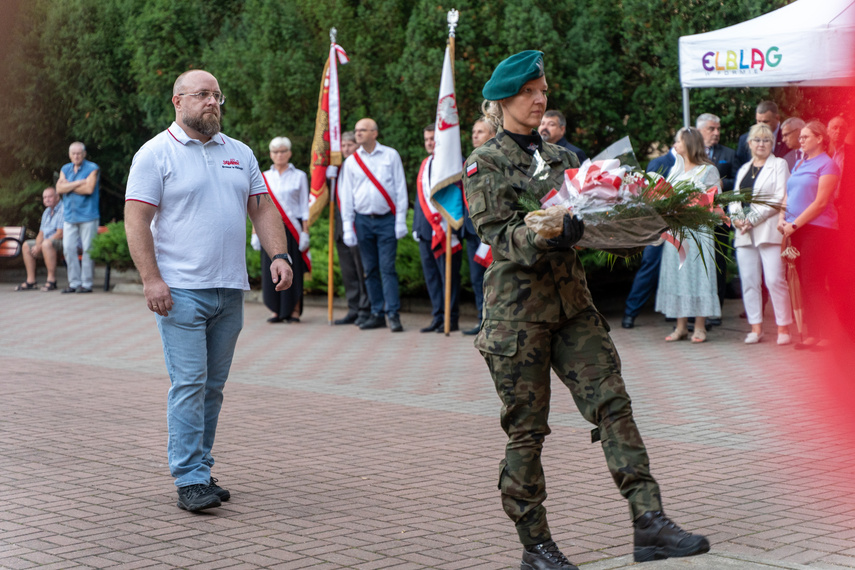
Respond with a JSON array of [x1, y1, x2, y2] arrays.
[[88, 221, 135, 271]]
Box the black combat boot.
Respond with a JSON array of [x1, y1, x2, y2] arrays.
[[520, 539, 579, 570], [633, 511, 710, 562]]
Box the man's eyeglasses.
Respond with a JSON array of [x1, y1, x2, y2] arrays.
[[750, 138, 773, 144], [178, 91, 225, 105]]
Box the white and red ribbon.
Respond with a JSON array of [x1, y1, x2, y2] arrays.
[[262, 172, 312, 272]]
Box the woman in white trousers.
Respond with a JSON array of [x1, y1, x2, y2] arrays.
[[730, 123, 793, 345]]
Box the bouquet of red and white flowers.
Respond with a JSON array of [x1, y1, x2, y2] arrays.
[[519, 138, 779, 258]]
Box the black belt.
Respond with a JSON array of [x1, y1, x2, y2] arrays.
[[356, 212, 392, 219]]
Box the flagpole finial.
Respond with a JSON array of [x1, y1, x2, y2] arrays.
[[447, 10, 459, 37], [330, 27, 337, 44]]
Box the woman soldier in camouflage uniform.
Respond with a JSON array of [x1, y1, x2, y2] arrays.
[[463, 50, 710, 570]]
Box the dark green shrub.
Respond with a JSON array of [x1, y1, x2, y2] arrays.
[[89, 221, 135, 271]]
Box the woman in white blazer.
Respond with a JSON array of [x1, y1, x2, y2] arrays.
[[729, 123, 793, 345]]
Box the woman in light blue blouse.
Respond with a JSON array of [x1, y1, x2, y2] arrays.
[[778, 120, 840, 350]]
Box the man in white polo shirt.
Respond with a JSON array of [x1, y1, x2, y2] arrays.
[[339, 118, 409, 332], [125, 69, 293, 513]]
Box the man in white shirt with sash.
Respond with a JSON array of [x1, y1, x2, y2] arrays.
[[339, 118, 409, 332], [125, 69, 293, 513]]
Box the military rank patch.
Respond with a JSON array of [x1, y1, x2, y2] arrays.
[[466, 162, 478, 177]]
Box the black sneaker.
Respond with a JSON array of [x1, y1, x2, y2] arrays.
[[207, 477, 230, 502], [359, 313, 386, 330], [633, 511, 710, 562], [435, 321, 459, 333], [176, 483, 221, 512], [77, 287, 93, 294], [521, 540, 578, 570], [462, 324, 481, 335]]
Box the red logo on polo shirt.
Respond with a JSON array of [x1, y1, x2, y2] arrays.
[[221, 158, 243, 170]]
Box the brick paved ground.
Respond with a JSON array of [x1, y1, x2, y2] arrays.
[[2, 286, 854, 569]]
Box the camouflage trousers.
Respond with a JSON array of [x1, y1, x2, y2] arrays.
[[475, 309, 662, 546]]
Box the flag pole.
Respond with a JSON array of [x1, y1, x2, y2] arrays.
[[443, 9, 459, 337], [328, 177, 336, 325], [327, 27, 339, 326]]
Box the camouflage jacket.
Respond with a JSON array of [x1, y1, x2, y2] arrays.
[[463, 128, 594, 322]]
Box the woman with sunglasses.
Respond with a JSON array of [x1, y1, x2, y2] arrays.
[[778, 120, 840, 350], [730, 123, 792, 345]]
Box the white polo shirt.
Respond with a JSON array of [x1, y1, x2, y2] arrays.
[[125, 122, 267, 290], [339, 142, 408, 227]]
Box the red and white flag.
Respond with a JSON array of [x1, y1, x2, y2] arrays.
[[308, 42, 349, 225]]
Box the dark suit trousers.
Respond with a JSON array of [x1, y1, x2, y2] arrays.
[[465, 235, 486, 321], [335, 238, 370, 317], [418, 238, 461, 322]]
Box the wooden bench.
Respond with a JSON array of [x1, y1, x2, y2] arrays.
[[0, 226, 26, 259]]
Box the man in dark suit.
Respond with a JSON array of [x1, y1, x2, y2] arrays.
[[781, 117, 806, 171], [736, 101, 787, 166], [698, 112, 741, 323], [539, 110, 588, 162], [621, 148, 675, 329], [697, 113, 740, 191], [413, 123, 461, 332]]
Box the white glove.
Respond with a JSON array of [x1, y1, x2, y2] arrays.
[[250, 233, 261, 251], [343, 228, 357, 247], [299, 231, 310, 252], [395, 221, 408, 240], [412, 230, 419, 242], [326, 165, 339, 179]]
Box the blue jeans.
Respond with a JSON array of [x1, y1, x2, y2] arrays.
[[155, 288, 244, 487], [624, 243, 663, 318], [63, 219, 98, 289], [354, 214, 400, 315]]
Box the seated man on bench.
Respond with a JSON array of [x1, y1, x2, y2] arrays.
[[16, 187, 64, 291]]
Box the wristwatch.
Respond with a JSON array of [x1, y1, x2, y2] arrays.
[[272, 253, 293, 266]]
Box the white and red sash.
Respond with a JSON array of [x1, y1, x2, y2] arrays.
[[462, 182, 491, 268], [353, 151, 396, 215], [417, 156, 460, 258], [261, 172, 311, 272]]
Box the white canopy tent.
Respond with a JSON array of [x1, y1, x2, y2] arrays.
[[678, 0, 855, 126]]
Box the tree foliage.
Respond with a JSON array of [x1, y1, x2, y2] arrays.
[[1, 0, 840, 233]]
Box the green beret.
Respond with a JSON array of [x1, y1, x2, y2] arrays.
[[482, 50, 545, 100]]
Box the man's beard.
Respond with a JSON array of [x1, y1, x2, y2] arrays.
[[183, 108, 221, 137]]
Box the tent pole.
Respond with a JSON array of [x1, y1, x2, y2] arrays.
[[682, 87, 691, 128]]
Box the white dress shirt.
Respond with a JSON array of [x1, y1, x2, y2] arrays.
[[265, 164, 309, 222], [339, 142, 408, 227]]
